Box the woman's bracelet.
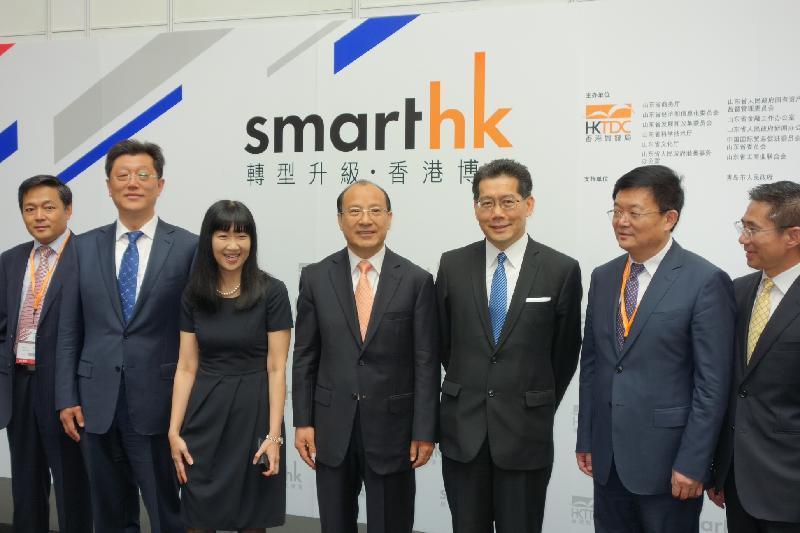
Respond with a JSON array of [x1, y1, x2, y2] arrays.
[[264, 434, 284, 445]]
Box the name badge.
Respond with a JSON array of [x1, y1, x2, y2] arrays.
[[16, 328, 36, 364]]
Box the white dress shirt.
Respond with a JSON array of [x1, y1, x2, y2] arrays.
[[115, 215, 158, 300], [485, 235, 528, 312], [18, 229, 71, 320], [630, 237, 673, 306], [756, 260, 800, 318], [348, 246, 386, 296]]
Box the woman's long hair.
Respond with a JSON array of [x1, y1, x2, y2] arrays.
[[188, 200, 267, 312]]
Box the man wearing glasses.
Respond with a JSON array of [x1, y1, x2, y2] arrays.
[[56, 139, 197, 532], [436, 159, 582, 533], [292, 180, 439, 533], [708, 181, 800, 533], [576, 165, 735, 533]]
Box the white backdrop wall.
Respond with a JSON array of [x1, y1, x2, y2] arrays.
[[1, 1, 797, 531]]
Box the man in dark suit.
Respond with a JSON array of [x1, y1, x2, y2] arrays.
[[576, 165, 735, 533], [0, 175, 92, 532], [436, 159, 582, 533], [292, 180, 439, 533], [708, 181, 800, 533], [56, 139, 197, 533]]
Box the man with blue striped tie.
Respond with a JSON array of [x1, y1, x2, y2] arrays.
[[435, 159, 583, 533], [56, 139, 197, 532]]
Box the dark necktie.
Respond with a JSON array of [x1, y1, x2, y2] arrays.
[[616, 262, 645, 349], [118, 231, 144, 324], [488, 252, 508, 345]]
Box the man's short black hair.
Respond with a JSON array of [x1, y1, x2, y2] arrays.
[[104, 139, 165, 178], [613, 165, 684, 230], [18, 175, 72, 210], [749, 180, 800, 230], [471, 159, 533, 202]]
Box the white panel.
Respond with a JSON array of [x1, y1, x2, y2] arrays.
[[360, 0, 559, 7], [52, 30, 88, 39], [90, 25, 168, 38], [174, 11, 350, 32], [0, 0, 46, 36], [53, 0, 86, 32], [91, 0, 167, 28], [174, 0, 350, 23]]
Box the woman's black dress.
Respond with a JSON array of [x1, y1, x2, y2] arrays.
[[178, 279, 293, 529]]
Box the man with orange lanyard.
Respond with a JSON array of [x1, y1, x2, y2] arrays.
[[575, 165, 735, 533], [0, 175, 92, 532]]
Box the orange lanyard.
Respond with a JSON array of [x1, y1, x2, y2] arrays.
[[28, 232, 71, 311], [618, 259, 641, 338]]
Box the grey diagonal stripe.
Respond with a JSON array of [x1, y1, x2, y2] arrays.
[[267, 20, 344, 77], [53, 29, 231, 162]]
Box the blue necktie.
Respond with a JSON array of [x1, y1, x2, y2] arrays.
[[616, 262, 645, 349], [118, 231, 144, 324], [489, 252, 508, 345]]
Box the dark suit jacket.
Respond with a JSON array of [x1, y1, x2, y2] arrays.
[[292, 247, 440, 476], [436, 237, 582, 471], [577, 242, 735, 495], [713, 271, 800, 523], [55, 219, 196, 435], [0, 236, 77, 428]]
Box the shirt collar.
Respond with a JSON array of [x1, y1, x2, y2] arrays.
[[485, 234, 529, 270], [762, 260, 800, 295], [33, 229, 71, 256], [632, 237, 673, 276], [348, 246, 386, 276], [116, 215, 158, 242]]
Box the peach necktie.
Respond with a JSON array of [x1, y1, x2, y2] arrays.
[[355, 260, 374, 341]]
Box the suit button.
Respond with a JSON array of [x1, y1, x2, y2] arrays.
[[358, 360, 366, 366], [488, 389, 495, 397], [615, 366, 623, 373], [490, 357, 497, 364], [731, 424, 735, 430], [115, 366, 121, 372], [123, 334, 129, 340], [351, 393, 359, 400], [739, 390, 748, 398]]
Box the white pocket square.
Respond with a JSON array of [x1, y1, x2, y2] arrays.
[[526, 297, 551, 303]]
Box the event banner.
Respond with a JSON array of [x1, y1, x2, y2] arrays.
[[1, 0, 797, 530]]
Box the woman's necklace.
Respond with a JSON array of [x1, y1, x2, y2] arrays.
[[216, 283, 241, 297]]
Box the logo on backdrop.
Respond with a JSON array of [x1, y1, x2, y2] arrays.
[[570, 495, 594, 526], [585, 103, 632, 142], [245, 52, 512, 154]]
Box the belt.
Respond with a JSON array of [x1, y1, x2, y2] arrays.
[[15, 364, 36, 374]]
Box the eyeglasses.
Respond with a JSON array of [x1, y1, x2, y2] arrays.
[[476, 196, 523, 211], [607, 209, 665, 222], [112, 170, 158, 182], [734, 220, 789, 239], [340, 207, 389, 218]]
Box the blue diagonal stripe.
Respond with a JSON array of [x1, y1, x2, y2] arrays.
[[334, 15, 418, 74], [58, 86, 182, 183], [0, 121, 18, 164]]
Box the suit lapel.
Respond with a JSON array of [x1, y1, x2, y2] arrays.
[[494, 237, 540, 352], [127, 219, 174, 325], [37, 234, 74, 325], [329, 248, 362, 347], [6, 244, 32, 339], [736, 275, 760, 379], [744, 275, 800, 379], [606, 255, 628, 357], [620, 242, 683, 360], [98, 224, 125, 325], [470, 241, 494, 347], [362, 249, 404, 350]]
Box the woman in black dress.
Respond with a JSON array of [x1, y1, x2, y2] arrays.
[[168, 200, 292, 532]]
